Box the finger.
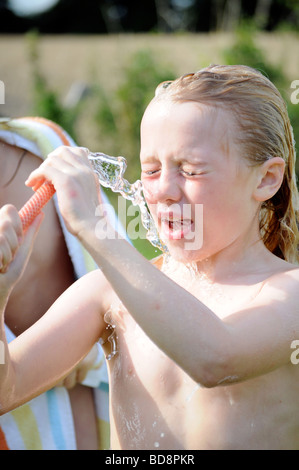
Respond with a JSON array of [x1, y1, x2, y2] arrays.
[[26, 147, 94, 191], [0, 207, 22, 271], [26, 174, 52, 191], [49, 145, 89, 158], [0, 230, 20, 273], [0, 237, 12, 272], [48, 146, 91, 170], [26, 165, 68, 192], [26, 156, 90, 191], [25, 159, 71, 188], [0, 205, 23, 239], [0, 222, 19, 256], [50, 149, 93, 177], [3, 228, 19, 261], [10, 213, 44, 273]]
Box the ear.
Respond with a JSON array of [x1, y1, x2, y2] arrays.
[[253, 157, 285, 202]]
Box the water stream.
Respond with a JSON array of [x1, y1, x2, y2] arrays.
[[88, 151, 168, 253]]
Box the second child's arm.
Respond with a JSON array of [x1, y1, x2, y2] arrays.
[[3, 271, 106, 413], [0, 206, 107, 415]]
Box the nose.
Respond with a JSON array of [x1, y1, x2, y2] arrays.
[[156, 169, 181, 203]]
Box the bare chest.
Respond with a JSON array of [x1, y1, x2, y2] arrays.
[[105, 302, 299, 450], [105, 312, 202, 449]]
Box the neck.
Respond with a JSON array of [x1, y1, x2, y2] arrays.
[[165, 226, 273, 285], [200, 238, 270, 282]]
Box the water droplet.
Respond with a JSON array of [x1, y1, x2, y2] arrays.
[[154, 442, 160, 448]]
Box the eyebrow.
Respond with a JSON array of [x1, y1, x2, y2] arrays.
[[179, 159, 208, 166], [140, 156, 159, 164], [141, 156, 209, 166]]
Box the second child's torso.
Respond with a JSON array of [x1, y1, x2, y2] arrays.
[[0, 143, 97, 449], [0, 144, 75, 334]]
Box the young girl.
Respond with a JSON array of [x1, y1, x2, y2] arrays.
[[1, 65, 299, 450]]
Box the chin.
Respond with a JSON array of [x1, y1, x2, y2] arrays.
[[164, 242, 206, 265]]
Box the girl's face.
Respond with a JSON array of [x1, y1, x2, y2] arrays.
[[140, 99, 260, 264]]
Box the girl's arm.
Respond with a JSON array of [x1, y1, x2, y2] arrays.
[[26, 146, 299, 387], [79, 223, 299, 387]]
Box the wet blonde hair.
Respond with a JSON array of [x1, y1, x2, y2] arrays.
[[155, 64, 299, 264]]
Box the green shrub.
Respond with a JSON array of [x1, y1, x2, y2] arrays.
[[26, 31, 82, 140], [94, 49, 176, 182]]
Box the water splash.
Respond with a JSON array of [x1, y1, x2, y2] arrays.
[[89, 151, 169, 361], [105, 324, 118, 361], [88, 151, 168, 253], [102, 308, 118, 360]]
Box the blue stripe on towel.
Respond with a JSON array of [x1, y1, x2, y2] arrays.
[[46, 389, 67, 450]]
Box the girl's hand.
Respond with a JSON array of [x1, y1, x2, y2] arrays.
[[0, 205, 43, 295], [25, 146, 101, 238]]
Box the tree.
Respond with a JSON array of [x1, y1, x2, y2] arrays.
[[254, 0, 273, 29]]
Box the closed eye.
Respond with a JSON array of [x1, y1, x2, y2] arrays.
[[181, 169, 205, 177], [142, 169, 160, 176], [181, 170, 196, 176]]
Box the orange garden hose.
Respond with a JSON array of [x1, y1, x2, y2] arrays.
[[19, 182, 56, 231]]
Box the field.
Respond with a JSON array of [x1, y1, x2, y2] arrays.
[[1, 32, 299, 149]]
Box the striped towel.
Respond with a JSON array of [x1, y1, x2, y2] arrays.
[[0, 116, 122, 450], [0, 324, 77, 450], [0, 116, 128, 277]]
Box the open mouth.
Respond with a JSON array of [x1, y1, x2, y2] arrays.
[[160, 216, 194, 240]]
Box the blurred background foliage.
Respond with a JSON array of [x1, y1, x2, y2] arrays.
[[26, 25, 299, 183]]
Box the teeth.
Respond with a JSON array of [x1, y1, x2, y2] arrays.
[[161, 217, 186, 221], [162, 218, 192, 229], [171, 221, 182, 231]]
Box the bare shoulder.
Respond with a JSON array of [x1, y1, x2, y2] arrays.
[[266, 263, 299, 288], [258, 263, 299, 309], [0, 140, 14, 186], [0, 141, 42, 203]]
